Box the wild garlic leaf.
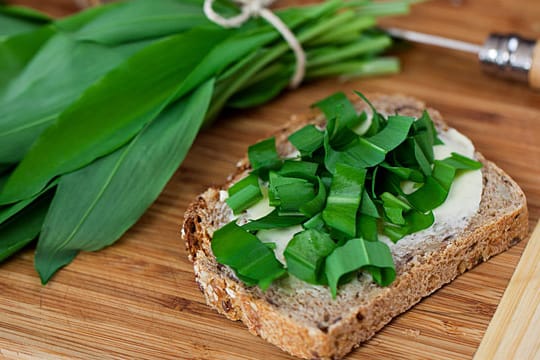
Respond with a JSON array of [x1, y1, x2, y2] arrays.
[[284, 229, 336, 284], [325, 238, 395, 298], [0, 28, 232, 205], [0, 180, 58, 226], [35, 79, 214, 284], [0, 191, 52, 263], [227, 69, 290, 109], [0, 6, 50, 38], [300, 177, 327, 217], [0, 26, 54, 96], [0, 32, 149, 164], [322, 163, 366, 237], [314, 91, 360, 143], [356, 214, 378, 242], [212, 222, 285, 291], [0, 6, 50, 23], [72, 0, 211, 45], [242, 210, 306, 231], [54, 1, 122, 32], [366, 115, 414, 152]]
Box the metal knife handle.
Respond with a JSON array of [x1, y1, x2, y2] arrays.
[[479, 34, 540, 89]]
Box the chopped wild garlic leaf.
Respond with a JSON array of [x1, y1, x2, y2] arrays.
[[214, 91, 482, 297]]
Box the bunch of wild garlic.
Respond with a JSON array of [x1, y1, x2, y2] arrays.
[[0, 0, 411, 283]]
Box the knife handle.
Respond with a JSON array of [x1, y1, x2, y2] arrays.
[[529, 42, 540, 89], [479, 34, 540, 89]]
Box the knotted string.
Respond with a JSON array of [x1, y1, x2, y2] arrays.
[[203, 0, 306, 88]]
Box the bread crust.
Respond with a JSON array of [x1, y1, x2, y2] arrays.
[[182, 95, 528, 360]]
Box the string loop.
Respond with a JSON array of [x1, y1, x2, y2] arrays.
[[203, 0, 306, 88]]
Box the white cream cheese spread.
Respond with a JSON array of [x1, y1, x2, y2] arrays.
[[432, 129, 482, 224]]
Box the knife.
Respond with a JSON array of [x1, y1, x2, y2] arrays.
[[385, 27, 540, 89]]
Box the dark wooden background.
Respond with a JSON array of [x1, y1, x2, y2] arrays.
[[2, 0, 540, 359]]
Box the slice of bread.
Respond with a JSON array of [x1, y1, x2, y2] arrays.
[[182, 94, 528, 360]]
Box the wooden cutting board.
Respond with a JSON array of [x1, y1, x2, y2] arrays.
[[2, 0, 540, 359]]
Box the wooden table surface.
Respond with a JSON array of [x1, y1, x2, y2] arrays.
[[2, 0, 540, 359]]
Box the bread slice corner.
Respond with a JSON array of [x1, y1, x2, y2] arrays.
[[182, 94, 528, 360]]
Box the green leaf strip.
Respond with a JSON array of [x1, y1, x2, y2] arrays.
[[322, 163, 366, 237], [284, 229, 336, 284], [212, 222, 285, 290], [325, 238, 395, 298]]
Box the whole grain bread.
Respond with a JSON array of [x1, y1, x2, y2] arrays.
[[182, 94, 528, 360]]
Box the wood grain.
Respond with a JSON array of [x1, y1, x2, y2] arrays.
[[474, 221, 540, 359], [2, 0, 540, 359]]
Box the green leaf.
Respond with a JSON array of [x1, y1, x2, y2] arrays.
[[413, 138, 432, 176], [354, 90, 383, 137], [303, 212, 326, 231], [226, 184, 262, 215], [406, 153, 482, 214], [406, 176, 447, 212], [229, 186, 263, 212], [383, 210, 434, 243], [34, 79, 214, 284], [274, 178, 316, 213], [0, 6, 50, 22], [0, 32, 149, 163], [212, 222, 285, 290], [324, 134, 385, 173], [356, 1, 411, 17], [380, 163, 424, 182], [54, 1, 123, 32], [314, 91, 361, 146], [325, 238, 395, 298], [0, 191, 51, 263], [0, 6, 50, 38], [277, 160, 318, 179], [248, 137, 282, 180], [359, 189, 379, 218], [288, 125, 324, 157], [432, 160, 456, 190], [0, 164, 11, 176], [299, 177, 327, 217], [72, 0, 211, 45], [367, 115, 414, 152], [284, 229, 336, 284], [383, 225, 408, 243], [381, 192, 411, 226], [227, 67, 290, 108], [414, 110, 443, 147], [442, 152, 483, 170], [268, 172, 297, 206], [0, 180, 57, 226], [356, 214, 378, 242], [405, 209, 435, 233], [307, 32, 387, 66], [322, 163, 366, 237], [0, 26, 54, 97], [242, 209, 306, 231], [381, 192, 411, 211], [228, 174, 260, 196], [0, 27, 235, 204], [322, 110, 412, 174], [384, 207, 406, 225], [325, 114, 413, 172]]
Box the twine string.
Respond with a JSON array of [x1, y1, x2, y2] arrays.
[[203, 0, 306, 88]]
